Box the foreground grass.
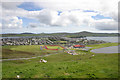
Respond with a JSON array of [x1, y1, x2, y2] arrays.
[[2, 43, 119, 78], [2, 53, 118, 78]]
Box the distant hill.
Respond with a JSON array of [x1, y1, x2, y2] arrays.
[[51, 31, 119, 37], [68, 31, 118, 37], [77, 31, 92, 33], [1, 31, 119, 37], [21, 32, 34, 34]]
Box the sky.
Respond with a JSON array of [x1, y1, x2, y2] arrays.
[[0, 0, 119, 33]]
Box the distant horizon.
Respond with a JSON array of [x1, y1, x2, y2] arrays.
[[1, 31, 119, 34]]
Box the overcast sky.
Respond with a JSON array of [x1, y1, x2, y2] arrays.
[[0, 0, 119, 33]]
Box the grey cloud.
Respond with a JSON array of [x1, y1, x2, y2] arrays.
[[2, 2, 22, 10], [95, 20, 118, 30], [28, 23, 38, 28]]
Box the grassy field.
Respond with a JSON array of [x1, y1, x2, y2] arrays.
[[86, 43, 119, 49], [2, 45, 59, 59], [45, 45, 64, 50], [2, 43, 119, 78], [58, 41, 67, 43]]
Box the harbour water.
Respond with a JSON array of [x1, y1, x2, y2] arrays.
[[91, 45, 120, 53]]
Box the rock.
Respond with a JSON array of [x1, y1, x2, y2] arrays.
[[40, 59, 47, 63]]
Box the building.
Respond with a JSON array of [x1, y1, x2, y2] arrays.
[[73, 45, 85, 48]]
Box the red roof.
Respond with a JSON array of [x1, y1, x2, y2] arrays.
[[73, 45, 85, 47]]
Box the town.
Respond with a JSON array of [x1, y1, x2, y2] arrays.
[[1, 36, 106, 46]]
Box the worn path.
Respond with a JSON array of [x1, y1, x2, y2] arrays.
[[1, 53, 58, 62]]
